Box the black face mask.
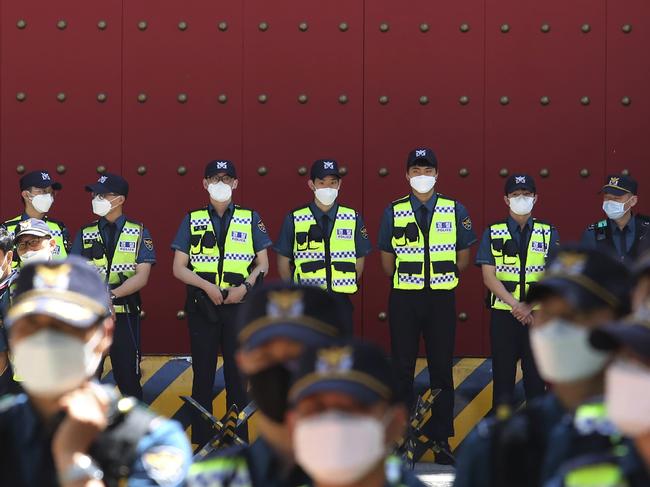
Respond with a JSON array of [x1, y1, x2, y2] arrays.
[[247, 363, 292, 423]]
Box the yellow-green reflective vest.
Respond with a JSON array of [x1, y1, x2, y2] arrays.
[[188, 207, 256, 288], [81, 220, 142, 314], [4, 215, 68, 268], [489, 220, 551, 310], [291, 205, 358, 294], [391, 195, 458, 291]]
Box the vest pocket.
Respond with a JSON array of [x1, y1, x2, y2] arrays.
[[189, 234, 202, 253], [222, 272, 245, 287], [296, 232, 309, 250], [432, 261, 458, 275], [398, 262, 422, 275], [300, 260, 327, 273], [405, 222, 419, 242], [332, 261, 356, 274], [502, 281, 518, 293]]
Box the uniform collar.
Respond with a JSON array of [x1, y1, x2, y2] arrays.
[[99, 214, 126, 228], [22, 212, 48, 222], [609, 214, 635, 233], [507, 215, 534, 233], [309, 201, 339, 220], [208, 202, 235, 216], [409, 193, 437, 212]]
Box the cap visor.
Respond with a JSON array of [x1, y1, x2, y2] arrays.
[[590, 323, 650, 358], [507, 184, 536, 194], [5, 295, 103, 329], [601, 186, 629, 196], [31, 180, 62, 191], [526, 277, 605, 311], [16, 229, 51, 239], [409, 158, 436, 167], [291, 379, 382, 406], [242, 322, 336, 351]]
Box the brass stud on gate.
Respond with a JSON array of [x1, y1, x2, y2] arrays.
[[499, 168, 509, 177], [420, 23, 429, 33], [500, 24, 510, 33], [178, 21, 188, 31], [338, 166, 348, 176], [176, 310, 186, 320], [218, 94, 228, 104], [258, 94, 268, 104], [257, 166, 268, 176], [621, 96, 631, 106], [298, 22, 308, 32], [378, 167, 389, 177], [580, 96, 590, 106], [378, 311, 387, 321], [97, 93, 108, 103], [459, 95, 470, 105], [138, 21, 148, 31], [419, 96, 429, 105], [540, 168, 550, 178], [339, 22, 349, 32], [96, 165, 107, 174], [541, 23, 551, 33], [17, 19, 27, 29], [379, 95, 389, 105], [500, 96, 510, 105], [458, 312, 468, 322], [297, 94, 308, 104], [379, 23, 389, 32], [57, 20, 68, 30], [177, 165, 187, 175], [338, 94, 349, 104], [97, 20, 108, 30], [140, 310, 146, 320], [56, 165, 66, 174], [459, 168, 469, 178], [540, 96, 550, 106], [621, 24, 632, 34], [258, 22, 269, 32], [57, 92, 67, 102], [581, 24, 591, 33], [137, 93, 148, 103], [218, 22, 228, 32], [16, 165, 26, 174], [177, 93, 188, 103], [137, 165, 147, 175], [298, 166, 308, 176], [459, 23, 470, 33], [16, 92, 27, 102], [580, 168, 590, 178], [621, 168, 630, 176]]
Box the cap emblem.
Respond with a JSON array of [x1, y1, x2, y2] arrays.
[[316, 346, 353, 375], [41, 172, 51, 181], [550, 251, 587, 276], [216, 161, 228, 169], [19, 220, 31, 231], [34, 263, 71, 291], [267, 290, 304, 319], [609, 177, 620, 187], [415, 149, 427, 157], [98, 176, 108, 184], [323, 161, 334, 169], [515, 176, 526, 184]]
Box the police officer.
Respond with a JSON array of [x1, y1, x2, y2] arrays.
[[378, 147, 477, 463], [3, 169, 70, 265], [275, 159, 371, 335], [14, 218, 58, 265], [71, 174, 155, 400], [476, 174, 559, 408], [187, 283, 345, 487], [0, 257, 191, 486], [287, 340, 425, 487], [0, 227, 17, 395], [580, 174, 650, 261], [171, 159, 271, 447], [454, 246, 634, 487]]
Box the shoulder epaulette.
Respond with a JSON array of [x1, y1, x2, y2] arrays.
[[391, 195, 411, 206]]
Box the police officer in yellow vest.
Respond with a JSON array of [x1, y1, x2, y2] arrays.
[[378, 147, 477, 464], [70, 173, 155, 401], [275, 159, 371, 335], [476, 174, 560, 408], [2, 170, 70, 267], [171, 159, 271, 447]]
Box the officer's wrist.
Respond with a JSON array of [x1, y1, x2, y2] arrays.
[[57, 453, 104, 486]]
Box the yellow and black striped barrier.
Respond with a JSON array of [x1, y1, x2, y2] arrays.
[[101, 356, 524, 460]]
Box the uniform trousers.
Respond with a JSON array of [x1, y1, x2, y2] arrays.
[[329, 292, 354, 337], [389, 288, 456, 440], [99, 312, 143, 400]]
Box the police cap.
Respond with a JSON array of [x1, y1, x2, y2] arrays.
[[19, 170, 62, 191]]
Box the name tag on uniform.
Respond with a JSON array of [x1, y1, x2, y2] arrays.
[[436, 222, 453, 233], [192, 225, 207, 232], [119, 241, 137, 253], [231, 230, 248, 243], [531, 241, 545, 253], [336, 229, 353, 240]]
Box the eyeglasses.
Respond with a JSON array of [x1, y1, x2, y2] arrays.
[[206, 175, 233, 184], [17, 237, 47, 251]]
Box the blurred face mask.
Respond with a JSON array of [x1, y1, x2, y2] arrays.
[[605, 359, 650, 437], [409, 175, 436, 194], [530, 319, 609, 383], [92, 196, 116, 217], [20, 246, 52, 265], [602, 200, 628, 220], [12, 327, 103, 397], [29, 193, 54, 213], [509, 195, 535, 216], [314, 187, 338, 206], [247, 362, 296, 423], [208, 182, 232, 202], [294, 410, 387, 485]]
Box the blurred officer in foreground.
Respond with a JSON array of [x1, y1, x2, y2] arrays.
[[454, 246, 633, 487], [287, 340, 425, 487], [378, 147, 477, 463], [172, 159, 271, 446], [3, 169, 70, 265], [71, 174, 155, 400], [0, 257, 191, 486], [476, 174, 559, 408], [187, 284, 345, 487], [0, 227, 17, 395], [275, 159, 371, 335], [581, 174, 650, 261]]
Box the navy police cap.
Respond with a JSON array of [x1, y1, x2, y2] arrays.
[[85, 173, 129, 197], [19, 170, 62, 191]]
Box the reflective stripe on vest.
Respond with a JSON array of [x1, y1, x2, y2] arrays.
[[565, 463, 627, 487], [391, 196, 458, 290], [187, 452, 251, 487], [291, 205, 358, 294], [4, 216, 68, 267], [188, 207, 255, 288], [489, 220, 551, 310]]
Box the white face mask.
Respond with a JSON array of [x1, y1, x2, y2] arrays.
[[294, 410, 386, 485], [20, 246, 52, 265], [12, 327, 103, 397], [208, 182, 232, 202], [530, 319, 609, 383], [409, 175, 436, 194], [314, 188, 339, 206], [92, 196, 116, 217], [509, 195, 535, 216], [602, 200, 628, 220], [30, 193, 54, 213], [605, 359, 650, 437]]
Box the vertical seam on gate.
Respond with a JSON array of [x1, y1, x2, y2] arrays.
[[120, 0, 125, 177], [481, 0, 488, 355], [603, 0, 608, 177], [240, 0, 246, 203], [360, 0, 366, 338]]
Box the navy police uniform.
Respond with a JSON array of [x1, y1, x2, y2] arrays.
[[476, 174, 559, 408], [580, 175, 650, 261], [71, 175, 155, 400], [378, 148, 477, 449], [274, 159, 371, 335]]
